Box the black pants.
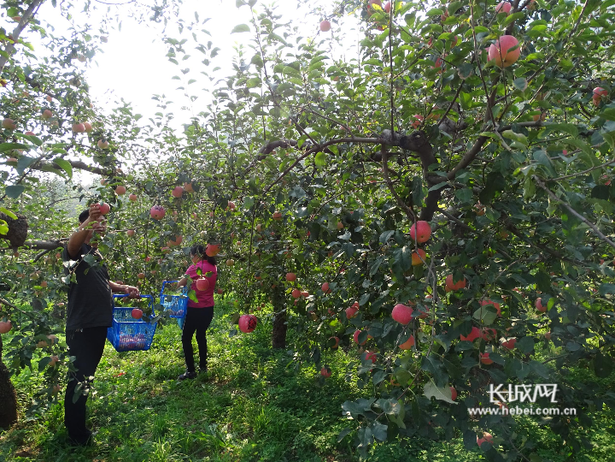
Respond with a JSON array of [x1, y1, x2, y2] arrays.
[[182, 306, 214, 372], [64, 326, 107, 444]]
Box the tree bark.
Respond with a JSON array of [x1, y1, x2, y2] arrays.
[[0, 334, 18, 429], [271, 310, 287, 349]]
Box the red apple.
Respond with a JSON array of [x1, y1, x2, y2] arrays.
[[329, 336, 340, 349], [239, 314, 258, 333], [0, 320, 12, 334], [363, 351, 377, 363], [273, 211, 282, 220], [321, 282, 331, 294], [535, 297, 547, 312], [411, 249, 427, 266], [286, 272, 297, 282], [411, 114, 424, 128], [410, 220, 431, 243], [480, 352, 494, 365], [49, 355, 59, 367], [383, 1, 391, 13], [502, 338, 516, 350], [84, 122, 93, 132], [336, 221, 344, 230], [479, 299, 501, 316], [72, 123, 86, 133], [495, 2, 512, 14], [399, 334, 415, 350], [319, 20, 331, 32], [183, 182, 194, 192], [129, 193, 137, 202], [481, 327, 497, 342], [172, 186, 184, 198], [131, 308, 143, 319], [205, 243, 220, 257], [477, 432, 494, 447], [593, 87, 608, 106], [460, 326, 481, 342], [137, 272, 146, 279], [450, 386, 457, 401], [291, 288, 302, 299], [488, 35, 520, 68], [2, 118, 16, 130], [196, 278, 210, 291], [445, 274, 466, 292], [150, 205, 166, 220], [115, 185, 126, 195], [127, 229, 135, 237], [345, 304, 359, 319], [354, 329, 367, 345], [98, 202, 110, 215], [320, 367, 331, 378], [97, 139, 109, 149], [392, 303, 414, 325]]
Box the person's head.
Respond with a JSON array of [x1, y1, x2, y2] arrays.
[[79, 209, 90, 224], [190, 244, 216, 266]]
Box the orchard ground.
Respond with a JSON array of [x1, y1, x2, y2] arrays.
[[0, 296, 614, 462]]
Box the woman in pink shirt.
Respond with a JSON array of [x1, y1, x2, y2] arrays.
[[176, 244, 217, 380]]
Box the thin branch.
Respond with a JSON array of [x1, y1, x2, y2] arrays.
[[546, 158, 615, 183], [533, 176, 615, 250]]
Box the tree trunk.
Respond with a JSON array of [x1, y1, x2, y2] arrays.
[[271, 310, 287, 349], [0, 334, 18, 429]]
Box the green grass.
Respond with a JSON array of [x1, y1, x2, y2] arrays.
[[1, 299, 614, 461]]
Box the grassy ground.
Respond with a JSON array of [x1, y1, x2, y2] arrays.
[[0, 298, 614, 461]]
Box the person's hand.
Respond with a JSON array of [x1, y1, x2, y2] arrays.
[[125, 285, 140, 298], [89, 203, 102, 221]]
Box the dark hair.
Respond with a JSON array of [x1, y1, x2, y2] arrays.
[[79, 209, 90, 224], [190, 244, 216, 265]]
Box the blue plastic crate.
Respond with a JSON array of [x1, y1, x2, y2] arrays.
[[107, 294, 157, 352], [160, 280, 188, 320]]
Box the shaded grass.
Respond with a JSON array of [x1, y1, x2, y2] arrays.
[[0, 299, 613, 461]]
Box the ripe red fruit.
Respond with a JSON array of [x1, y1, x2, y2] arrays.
[[84, 122, 93, 132], [409, 220, 431, 243], [97, 139, 109, 149], [320, 367, 331, 378], [460, 326, 481, 342], [345, 305, 359, 319], [445, 274, 466, 292], [184, 182, 194, 192], [72, 123, 86, 133], [291, 288, 302, 299], [131, 308, 143, 319], [391, 303, 414, 325], [137, 273, 146, 279], [273, 211, 282, 220], [205, 243, 220, 257], [239, 314, 258, 333], [488, 35, 520, 68], [411, 114, 424, 128], [319, 20, 331, 32], [0, 320, 12, 334], [450, 386, 457, 401], [363, 351, 377, 364], [411, 249, 427, 266], [480, 352, 494, 365], [545, 331, 551, 340], [129, 193, 137, 202], [286, 272, 297, 282], [150, 205, 166, 220], [535, 297, 547, 312], [481, 327, 497, 342], [354, 329, 367, 345], [2, 118, 16, 130], [127, 229, 135, 237], [383, 1, 391, 13], [479, 299, 501, 316], [196, 278, 210, 291], [502, 338, 516, 350], [593, 87, 608, 107], [329, 336, 340, 349], [477, 432, 494, 447], [172, 186, 184, 198], [98, 202, 110, 215], [336, 221, 344, 230], [115, 185, 126, 195], [399, 334, 415, 350], [42, 109, 53, 119], [321, 282, 331, 294], [495, 2, 511, 14]]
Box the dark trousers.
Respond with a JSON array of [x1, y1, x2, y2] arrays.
[[182, 306, 214, 372], [64, 326, 107, 444]]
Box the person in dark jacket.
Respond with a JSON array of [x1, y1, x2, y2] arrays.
[[62, 203, 139, 445]]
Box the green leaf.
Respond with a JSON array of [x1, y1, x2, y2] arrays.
[[473, 306, 497, 325], [5, 185, 25, 199], [314, 151, 326, 167], [517, 336, 535, 355], [513, 78, 528, 91], [533, 150, 556, 177], [599, 283, 615, 296], [53, 158, 73, 179], [0, 220, 8, 236], [594, 352, 611, 378], [231, 24, 250, 33], [424, 380, 456, 404], [0, 207, 17, 219]]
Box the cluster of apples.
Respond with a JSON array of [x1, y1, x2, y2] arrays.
[[409, 220, 431, 266]]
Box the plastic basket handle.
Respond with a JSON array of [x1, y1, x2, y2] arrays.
[[160, 280, 188, 297], [113, 293, 155, 316]]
